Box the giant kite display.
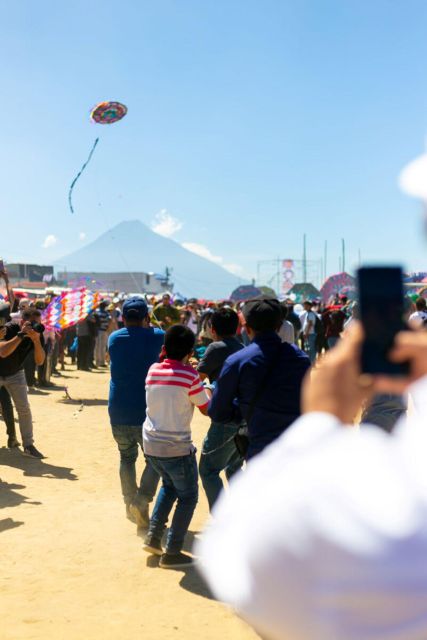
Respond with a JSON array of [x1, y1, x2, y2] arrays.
[[320, 272, 356, 303], [68, 101, 128, 214]]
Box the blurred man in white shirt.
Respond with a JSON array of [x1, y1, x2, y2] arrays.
[[198, 326, 427, 640]]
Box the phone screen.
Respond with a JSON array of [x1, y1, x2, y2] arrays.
[[358, 266, 409, 375]]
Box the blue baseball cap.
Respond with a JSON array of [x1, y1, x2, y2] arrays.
[[122, 297, 149, 320]]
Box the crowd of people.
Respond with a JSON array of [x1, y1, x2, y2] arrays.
[[2, 265, 427, 634]]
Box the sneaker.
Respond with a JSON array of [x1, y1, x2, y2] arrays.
[[7, 436, 21, 448], [128, 503, 150, 530], [143, 535, 164, 556], [159, 552, 194, 569], [23, 445, 45, 459]]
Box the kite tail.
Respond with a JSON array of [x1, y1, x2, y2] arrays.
[[68, 137, 100, 214]]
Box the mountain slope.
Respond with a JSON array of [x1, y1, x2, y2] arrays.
[[55, 220, 244, 298]]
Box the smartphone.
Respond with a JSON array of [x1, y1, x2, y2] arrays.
[[358, 266, 409, 375]]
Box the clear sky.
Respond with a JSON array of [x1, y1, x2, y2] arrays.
[[1, 0, 427, 286]]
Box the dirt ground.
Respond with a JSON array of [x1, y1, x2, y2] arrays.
[[0, 365, 257, 640]]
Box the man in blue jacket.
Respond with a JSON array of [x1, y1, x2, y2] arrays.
[[209, 297, 310, 460], [108, 297, 164, 530]]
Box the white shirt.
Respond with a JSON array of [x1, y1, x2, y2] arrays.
[[409, 310, 427, 328], [302, 310, 317, 335], [197, 377, 427, 640], [143, 359, 209, 457], [278, 320, 295, 344]]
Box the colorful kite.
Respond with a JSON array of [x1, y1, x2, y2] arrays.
[[68, 101, 128, 214], [42, 288, 100, 330], [320, 272, 356, 303], [90, 101, 128, 124]]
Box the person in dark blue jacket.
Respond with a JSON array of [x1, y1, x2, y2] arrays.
[[209, 297, 310, 460]]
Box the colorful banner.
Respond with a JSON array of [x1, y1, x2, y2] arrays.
[[281, 259, 295, 294], [42, 288, 100, 330]]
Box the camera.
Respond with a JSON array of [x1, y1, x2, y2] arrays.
[[31, 322, 45, 334]]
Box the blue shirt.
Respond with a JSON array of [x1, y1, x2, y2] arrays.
[[208, 331, 310, 458], [108, 326, 165, 426]]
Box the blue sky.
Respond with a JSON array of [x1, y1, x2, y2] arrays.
[[1, 0, 427, 288]]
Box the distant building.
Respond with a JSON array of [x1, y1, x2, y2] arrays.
[[7, 263, 55, 284], [57, 271, 171, 294]]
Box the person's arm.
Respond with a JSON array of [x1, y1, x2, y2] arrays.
[[0, 269, 15, 309], [188, 375, 211, 415], [197, 387, 212, 416], [0, 335, 23, 358], [208, 357, 240, 423]]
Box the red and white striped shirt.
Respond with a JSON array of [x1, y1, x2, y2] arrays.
[[143, 359, 209, 457]]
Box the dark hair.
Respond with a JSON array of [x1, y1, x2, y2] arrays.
[[164, 324, 196, 360], [211, 308, 239, 337], [415, 297, 427, 311], [280, 302, 289, 321], [22, 309, 41, 321], [243, 296, 282, 333]]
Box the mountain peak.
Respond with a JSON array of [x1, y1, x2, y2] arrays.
[[56, 220, 244, 298]]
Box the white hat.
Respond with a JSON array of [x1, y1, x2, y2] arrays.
[[399, 152, 427, 201]]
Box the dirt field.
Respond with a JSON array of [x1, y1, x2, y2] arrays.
[[0, 366, 257, 640]]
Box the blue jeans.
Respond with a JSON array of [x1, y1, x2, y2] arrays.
[[306, 334, 317, 364], [327, 336, 340, 349], [360, 394, 407, 433], [199, 421, 243, 511], [111, 425, 160, 508], [146, 452, 198, 554]]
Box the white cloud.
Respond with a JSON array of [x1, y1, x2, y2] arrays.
[[181, 242, 223, 265], [42, 234, 58, 249], [224, 263, 245, 276], [79, 232, 87, 241], [182, 242, 245, 277], [151, 209, 183, 238]]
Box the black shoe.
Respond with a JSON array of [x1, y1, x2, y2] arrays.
[[159, 552, 194, 569], [23, 445, 45, 459], [128, 503, 149, 530], [7, 436, 21, 448], [143, 535, 164, 556], [126, 504, 137, 524]]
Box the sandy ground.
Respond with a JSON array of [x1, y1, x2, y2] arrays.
[[0, 365, 257, 640]]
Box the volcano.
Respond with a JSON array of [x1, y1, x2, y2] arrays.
[[56, 220, 244, 298]]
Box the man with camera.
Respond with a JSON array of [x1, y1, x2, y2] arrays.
[[0, 306, 46, 458]]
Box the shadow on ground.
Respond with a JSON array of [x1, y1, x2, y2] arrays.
[[0, 478, 42, 532], [0, 478, 41, 509], [143, 529, 214, 600], [0, 517, 24, 533], [0, 448, 78, 481], [57, 398, 108, 407]]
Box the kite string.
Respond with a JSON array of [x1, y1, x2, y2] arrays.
[[68, 137, 100, 214]]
